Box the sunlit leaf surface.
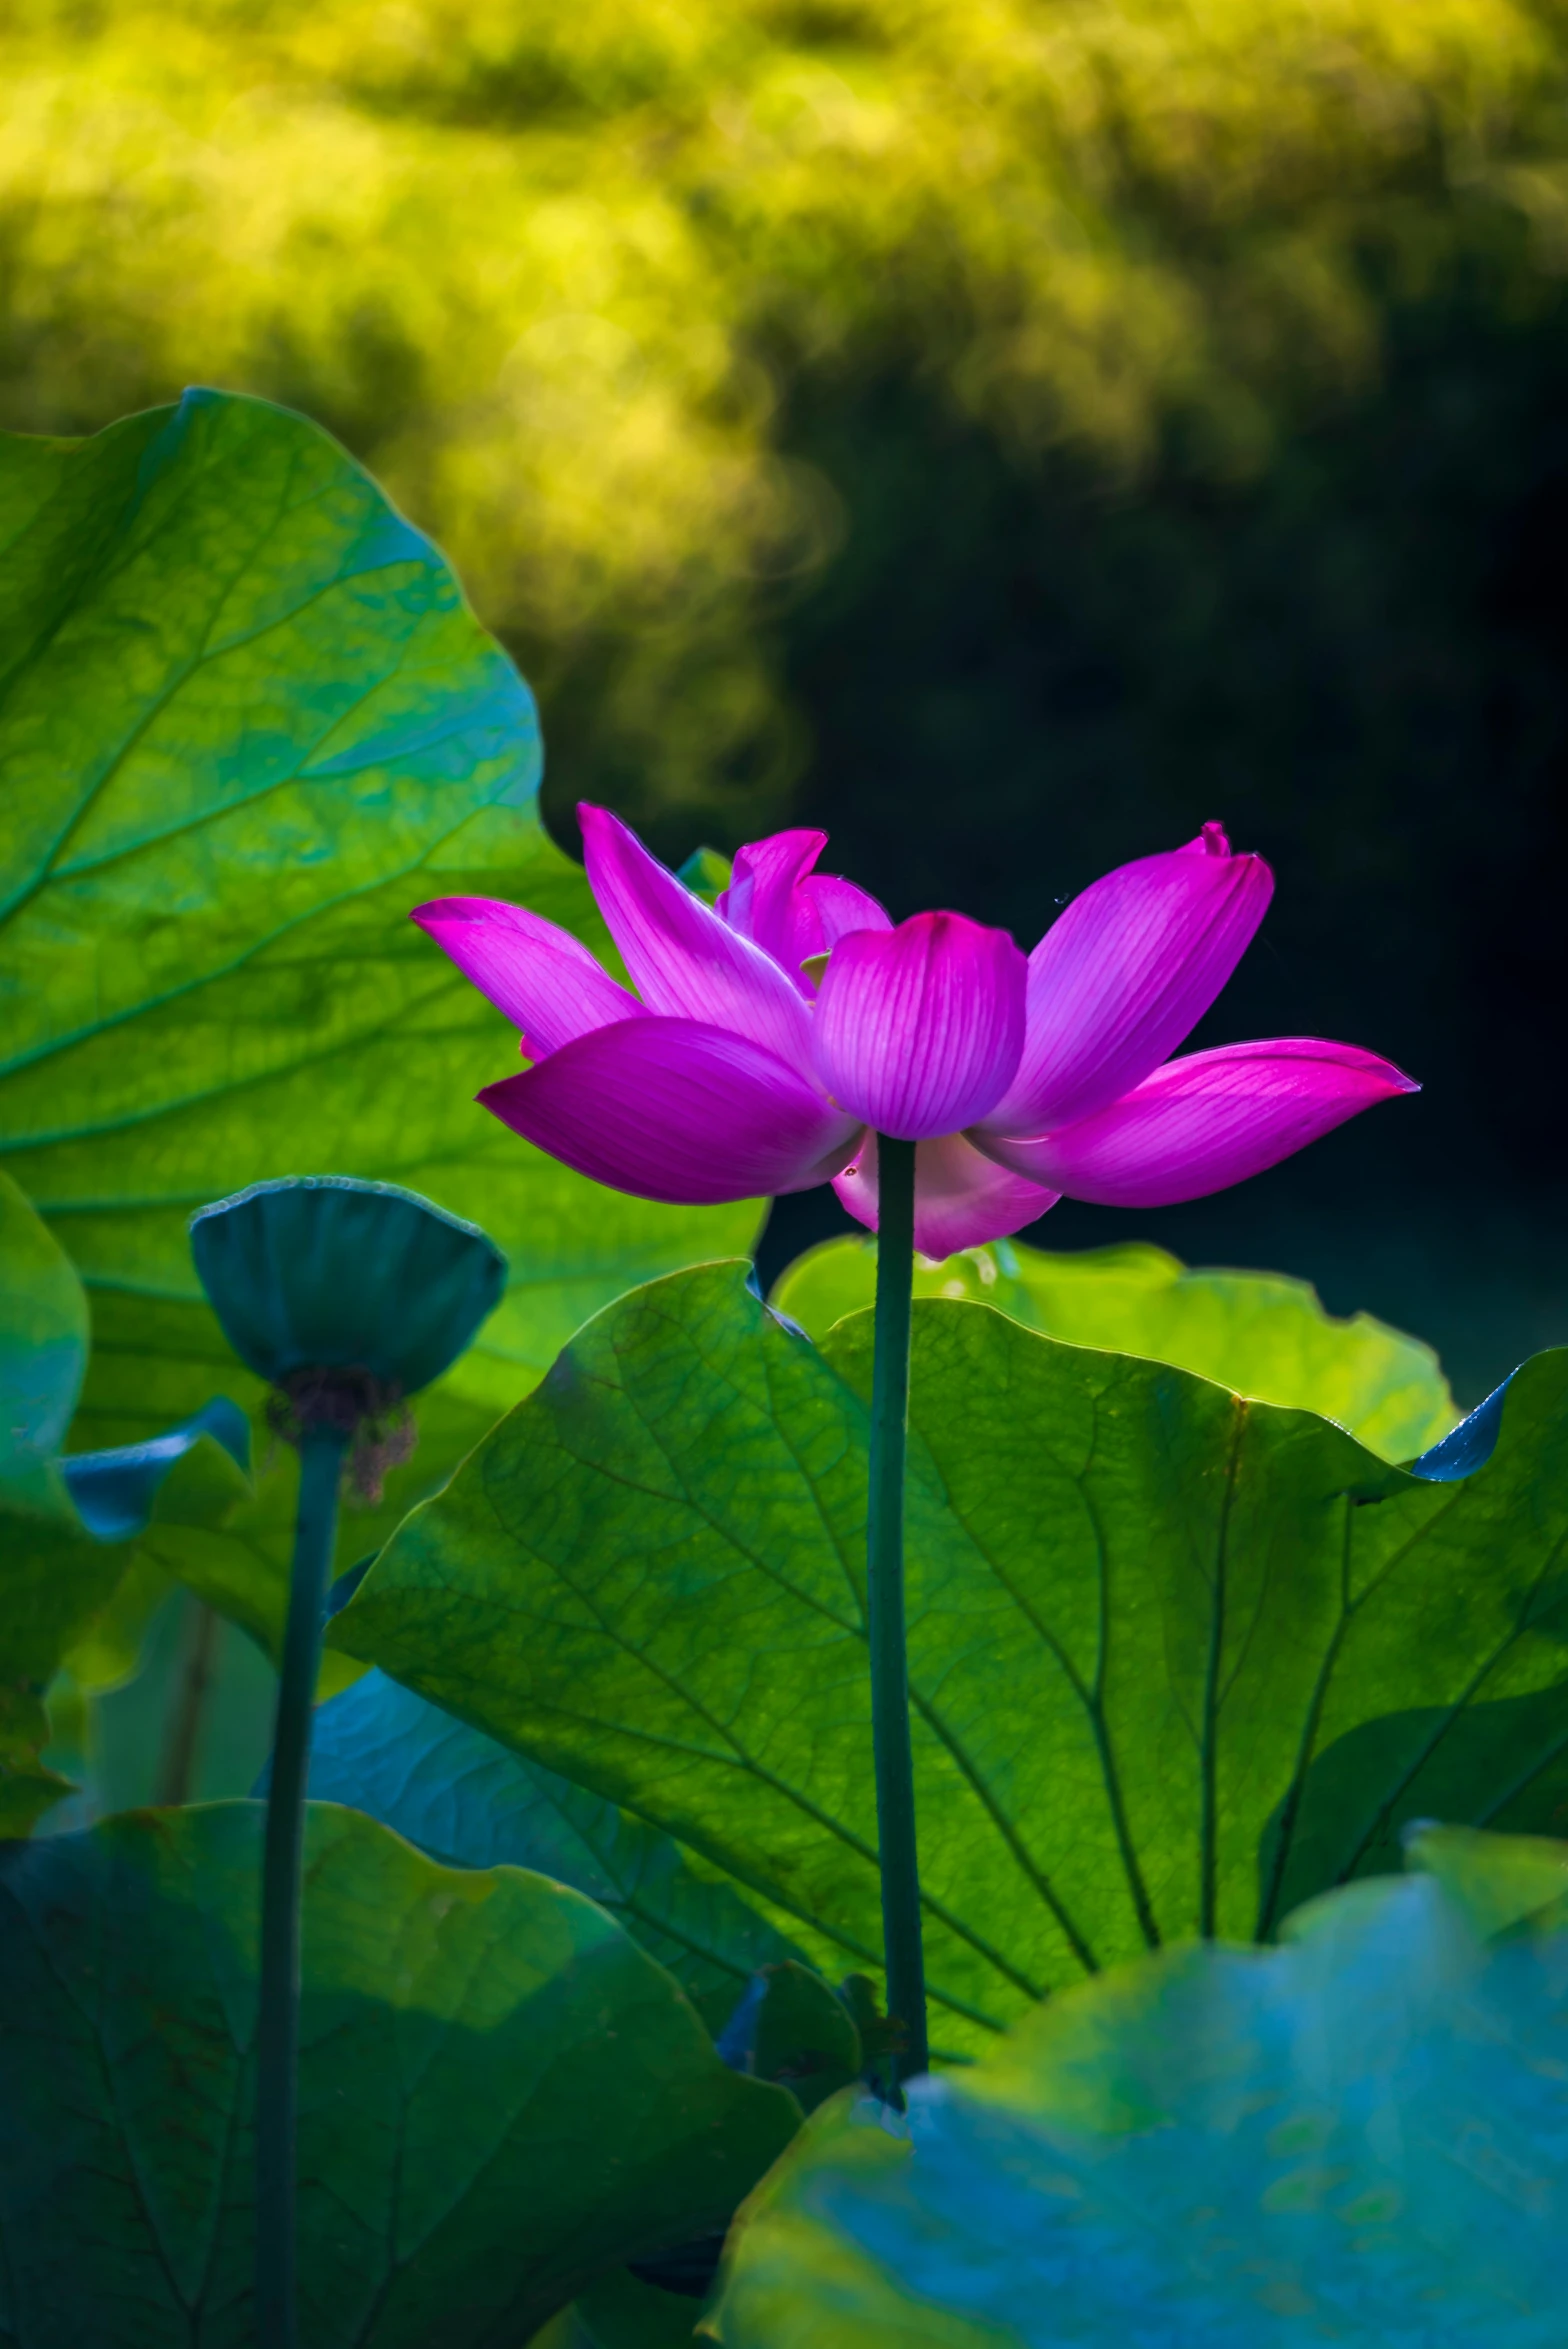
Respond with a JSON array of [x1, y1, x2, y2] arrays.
[[337, 1267, 1568, 2055], [0, 389, 758, 1640], [773, 1235, 1457, 1461]]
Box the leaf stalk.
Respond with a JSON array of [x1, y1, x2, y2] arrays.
[[257, 1425, 346, 2349], [867, 1133, 928, 2085]]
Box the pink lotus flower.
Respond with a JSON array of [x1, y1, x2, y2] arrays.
[[413, 809, 1415, 1258]]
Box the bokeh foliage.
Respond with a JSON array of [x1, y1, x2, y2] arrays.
[[1, 0, 1561, 840]]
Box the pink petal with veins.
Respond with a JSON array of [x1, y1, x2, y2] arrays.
[[411, 896, 642, 1060], [718, 829, 829, 978], [479, 1017, 863, 1205], [834, 1130, 1059, 1257], [814, 911, 1026, 1140], [804, 873, 892, 949], [980, 1038, 1418, 1206], [719, 831, 893, 988], [580, 804, 816, 1076], [981, 825, 1274, 1137]]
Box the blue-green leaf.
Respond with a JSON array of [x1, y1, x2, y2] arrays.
[[306, 1669, 799, 2019], [0, 1173, 251, 1827], [60, 1396, 250, 1541], [708, 1827, 1568, 2348], [0, 1802, 799, 2344]]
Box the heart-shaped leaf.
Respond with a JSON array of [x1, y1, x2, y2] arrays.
[[0, 1801, 799, 2346], [334, 1267, 1568, 2057]]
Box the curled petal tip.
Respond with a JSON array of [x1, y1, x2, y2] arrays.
[[985, 833, 1274, 1135], [1180, 821, 1234, 858], [579, 800, 817, 1076], [410, 891, 639, 1057]]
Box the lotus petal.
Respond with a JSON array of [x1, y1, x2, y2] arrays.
[[481, 1018, 863, 1206]]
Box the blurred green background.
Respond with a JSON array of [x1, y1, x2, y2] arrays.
[[5, 0, 1568, 1397]]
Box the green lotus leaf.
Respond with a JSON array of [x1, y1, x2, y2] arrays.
[[0, 1801, 800, 2346], [334, 1265, 1568, 2057], [573, 2265, 712, 2347], [771, 1236, 1457, 1461], [0, 1173, 252, 1828], [738, 1962, 864, 2115], [706, 1826, 1568, 2348], [0, 1167, 87, 1518], [0, 388, 758, 1639], [59, 1394, 250, 1540], [306, 1666, 801, 2026]]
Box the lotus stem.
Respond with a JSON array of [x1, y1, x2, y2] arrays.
[[867, 1133, 928, 2087], [257, 1425, 347, 2349]]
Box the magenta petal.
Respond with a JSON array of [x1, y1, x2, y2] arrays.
[[411, 896, 641, 1058], [580, 804, 816, 1075], [982, 1038, 1418, 1207], [814, 911, 1027, 1140], [834, 1131, 1059, 1256], [479, 1018, 864, 1206], [982, 827, 1274, 1135], [718, 831, 893, 988], [804, 872, 892, 948], [718, 829, 829, 977]]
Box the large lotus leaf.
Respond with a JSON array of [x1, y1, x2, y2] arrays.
[[334, 1265, 1568, 2060], [706, 1826, 1568, 2348], [0, 387, 758, 1635], [1, 1169, 101, 1825], [0, 1167, 87, 1513], [529, 2274, 704, 2349], [772, 1235, 1457, 1462], [0, 1174, 252, 1828], [0, 1801, 799, 2348], [306, 1667, 800, 2023]]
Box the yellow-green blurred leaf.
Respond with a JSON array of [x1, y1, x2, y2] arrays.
[[773, 1235, 1457, 1461]]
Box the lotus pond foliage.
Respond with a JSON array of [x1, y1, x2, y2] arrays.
[[1, 389, 1565, 2346]]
